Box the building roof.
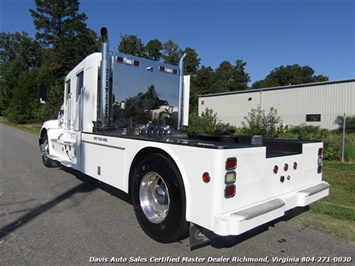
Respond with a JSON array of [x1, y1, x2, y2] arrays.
[[199, 78, 355, 98]]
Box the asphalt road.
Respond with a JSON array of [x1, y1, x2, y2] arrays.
[[0, 123, 353, 265]]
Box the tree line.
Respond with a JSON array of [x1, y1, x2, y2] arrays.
[[0, 0, 329, 124]]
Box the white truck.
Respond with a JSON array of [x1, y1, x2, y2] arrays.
[[39, 27, 329, 246]]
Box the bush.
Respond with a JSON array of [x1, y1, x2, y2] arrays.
[[286, 124, 355, 162], [239, 114, 355, 162], [242, 105, 285, 138], [289, 123, 329, 140], [187, 108, 230, 134], [335, 115, 355, 133], [344, 134, 355, 162]]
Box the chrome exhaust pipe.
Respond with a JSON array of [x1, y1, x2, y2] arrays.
[[178, 53, 186, 130], [100, 27, 109, 128]]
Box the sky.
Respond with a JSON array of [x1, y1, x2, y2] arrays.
[[1, 0, 354, 85]]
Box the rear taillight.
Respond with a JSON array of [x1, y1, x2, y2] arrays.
[[317, 147, 323, 174], [225, 157, 237, 198], [317, 165, 323, 174], [224, 185, 236, 198], [226, 157, 237, 170], [318, 148, 323, 157]]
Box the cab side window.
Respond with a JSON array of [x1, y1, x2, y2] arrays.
[[77, 71, 84, 100]]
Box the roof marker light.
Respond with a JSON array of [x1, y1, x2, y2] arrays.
[[125, 58, 133, 65], [117, 57, 139, 66], [159, 66, 178, 74]]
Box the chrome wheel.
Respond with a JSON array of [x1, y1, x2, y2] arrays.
[[40, 133, 57, 167], [40, 133, 53, 167], [40, 135, 49, 158], [139, 171, 170, 224], [131, 153, 188, 243]]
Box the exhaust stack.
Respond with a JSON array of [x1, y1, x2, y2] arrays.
[[100, 27, 109, 128], [178, 53, 186, 130]]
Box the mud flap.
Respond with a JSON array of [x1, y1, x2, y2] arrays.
[[189, 223, 212, 251]]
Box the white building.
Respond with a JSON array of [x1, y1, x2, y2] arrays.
[[198, 79, 355, 130]]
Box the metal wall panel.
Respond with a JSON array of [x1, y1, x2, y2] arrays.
[[199, 79, 355, 129]]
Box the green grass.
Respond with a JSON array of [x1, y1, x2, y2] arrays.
[[290, 161, 355, 243], [0, 116, 7, 123], [290, 212, 355, 243], [320, 162, 355, 219], [0, 116, 42, 135]]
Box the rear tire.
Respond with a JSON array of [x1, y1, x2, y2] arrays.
[[131, 153, 189, 243]]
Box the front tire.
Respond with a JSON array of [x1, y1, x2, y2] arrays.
[[131, 153, 189, 243], [40, 133, 57, 167]]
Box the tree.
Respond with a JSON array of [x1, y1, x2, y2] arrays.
[[30, 0, 99, 78], [251, 64, 328, 89], [24, 0, 99, 123], [4, 68, 43, 123], [212, 61, 234, 92], [118, 34, 144, 57], [188, 59, 249, 114], [0, 32, 44, 115], [162, 40, 182, 65], [144, 39, 162, 61], [192, 66, 216, 95], [233, 59, 250, 90], [30, 0, 87, 47], [250, 79, 269, 90], [183, 47, 200, 75], [212, 60, 250, 92], [189, 66, 216, 113]]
